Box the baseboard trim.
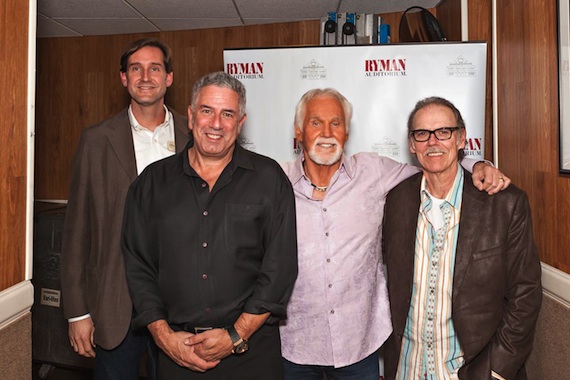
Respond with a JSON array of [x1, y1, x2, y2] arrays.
[[541, 263, 570, 308], [0, 281, 34, 329]]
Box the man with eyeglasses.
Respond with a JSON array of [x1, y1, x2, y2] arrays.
[[382, 96, 542, 380], [279, 89, 511, 380]]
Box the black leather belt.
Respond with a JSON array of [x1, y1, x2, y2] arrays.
[[174, 323, 230, 334]]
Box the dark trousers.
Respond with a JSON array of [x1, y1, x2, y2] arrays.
[[93, 325, 156, 380], [158, 324, 283, 379], [282, 351, 380, 380]]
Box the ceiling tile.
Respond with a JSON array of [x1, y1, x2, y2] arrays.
[[150, 18, 243, 31], [128, 0, 239, 19], [235, 0, 335, 19], [35, 0, 445, 38], [38, 0, 141, 18], [37, 15, 82, 38], [54, 19, 160, 36]]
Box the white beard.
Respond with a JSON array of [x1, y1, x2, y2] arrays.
[[307, 137, 343, 166]]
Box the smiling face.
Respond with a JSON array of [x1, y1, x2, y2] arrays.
[[409, 104, 466, 177], [188, 85, 246, 161], [120, 46, 173, 108], [296, 96, 349, 167]]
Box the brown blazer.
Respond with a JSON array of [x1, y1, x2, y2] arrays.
[[60, 107, 190, 350], [382, 170, 542, 380]]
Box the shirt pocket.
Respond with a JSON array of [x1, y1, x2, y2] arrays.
[[224, 203, 266, 252]]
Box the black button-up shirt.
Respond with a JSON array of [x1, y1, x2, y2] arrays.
[[122, 142, 298, 329]]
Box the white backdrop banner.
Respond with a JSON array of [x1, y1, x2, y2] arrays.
[[224, 43, 487, 164]]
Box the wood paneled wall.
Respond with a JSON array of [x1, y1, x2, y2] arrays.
[[437, 0, 462, 42], [494, 0, 567, 272], [35, 21, 320, 199], [0, 0, 29, 290], [34, 0, 570, 274]]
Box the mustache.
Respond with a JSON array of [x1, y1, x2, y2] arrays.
[[423, 148, 446, 155], [314, 137, 340, 146]]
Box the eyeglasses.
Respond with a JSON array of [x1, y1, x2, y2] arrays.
[[409, 127, 463, 142]]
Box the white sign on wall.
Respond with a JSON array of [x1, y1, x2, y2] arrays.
[[224, 42, 487, 165]]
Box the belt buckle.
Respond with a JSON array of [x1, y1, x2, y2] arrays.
[[194, 326, 213, 334]]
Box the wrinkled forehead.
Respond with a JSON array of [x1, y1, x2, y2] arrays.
[[306, 96, 345, 117]]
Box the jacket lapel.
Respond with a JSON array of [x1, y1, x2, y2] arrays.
[[171, 107, 191, 152], [399, 174, 423, 310], [453, 171, 485, 302], [106, 107, 190, 183], [107, 109, 137, 182]]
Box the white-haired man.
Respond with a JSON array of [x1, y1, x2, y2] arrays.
[[279, 88, 510, 379]]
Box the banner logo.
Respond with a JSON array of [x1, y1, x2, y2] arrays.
[[365, 59, 406, 77], [227, 62, 264, 79], [300, 59, 327, 80], [372, 137, 401, 158], [463, 137, 483, 157], [447, 56, 476, 77], [238, 135, 257, 152]]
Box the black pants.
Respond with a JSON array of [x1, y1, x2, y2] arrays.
[[158, 324, 283, 380], [93, 325, 156, 380]]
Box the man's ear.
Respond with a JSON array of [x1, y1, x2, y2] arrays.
[[166, 72, 174, 88], [187, 106, 193, 131], [295, 127, 303, 142], [457, 128, 467, 149], [237, 114, 247, 134], [409, 138, 417, 154], [120, 71, 128, 88]]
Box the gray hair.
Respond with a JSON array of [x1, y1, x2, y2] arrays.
[[407, 96, 466, 133], [191, 71, 246, 117], [294, 88, 353, 132]]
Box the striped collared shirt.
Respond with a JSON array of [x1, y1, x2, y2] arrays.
[[397, 164, 464, 380]]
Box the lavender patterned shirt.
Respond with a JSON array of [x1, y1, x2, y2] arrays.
[[279, 152, 419, 367]]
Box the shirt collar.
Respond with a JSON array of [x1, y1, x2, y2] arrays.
[[420, 163, 464, 209], [289, 153, 352, 186], [128, 104, 170, 132], [181, 140, 256, 177]]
